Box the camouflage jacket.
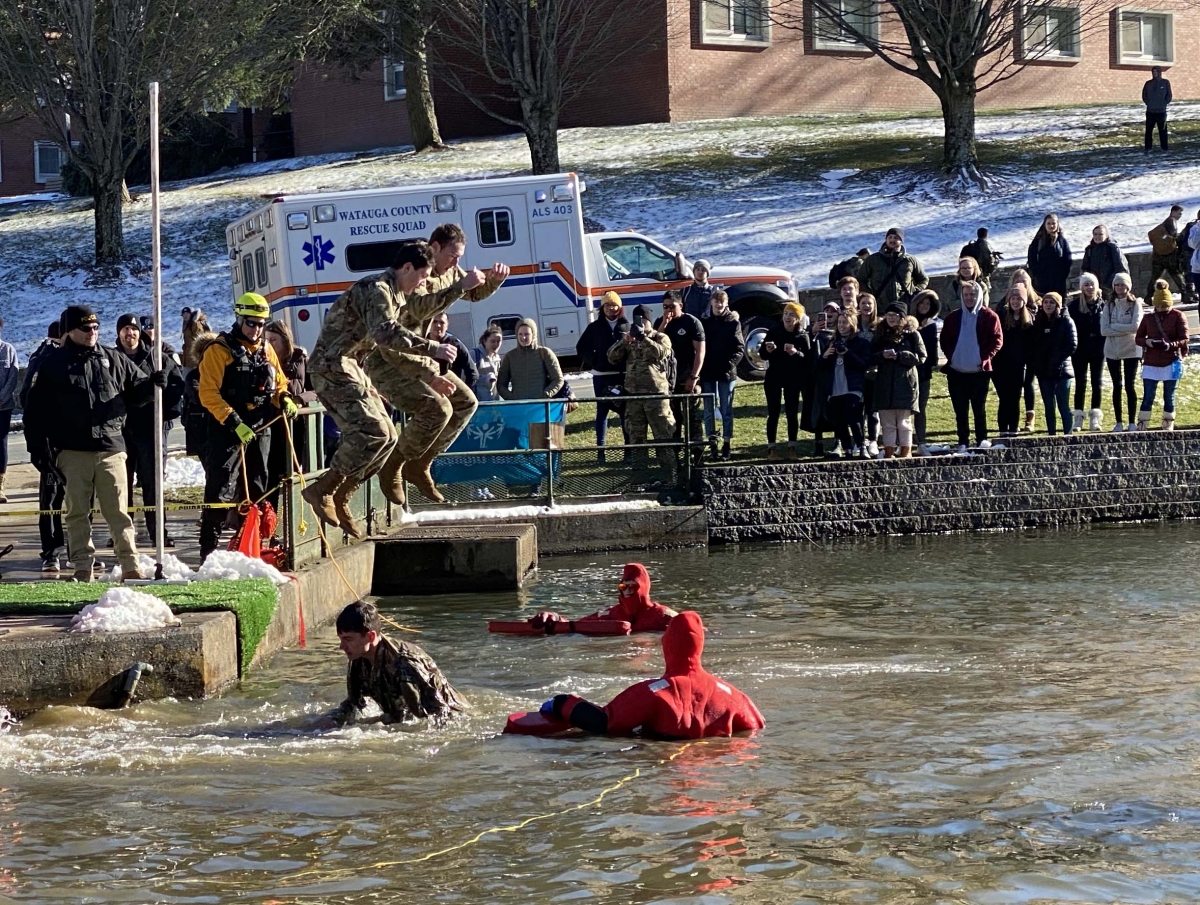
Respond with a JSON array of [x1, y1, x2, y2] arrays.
[[608, 331, 672, 395], [403, 264, 502, 332], [310, 269, 465, 375], [334, 635, 465, 725]]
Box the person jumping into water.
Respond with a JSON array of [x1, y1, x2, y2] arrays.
[[533, 563, 677, 633], [540, 611, 764, 739]]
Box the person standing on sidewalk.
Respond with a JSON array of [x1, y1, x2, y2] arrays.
[[20, 320, 64, 570], [23, 306, 169, 582], [1143, 66, 1172, 153], [0, 319, 17, 504]]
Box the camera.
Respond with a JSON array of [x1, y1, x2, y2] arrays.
[[833, 337, 847, 353], [629, 322, 646, 340]]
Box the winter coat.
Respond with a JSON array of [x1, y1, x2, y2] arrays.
[[698, 309, 745, 382], [1068, 296, 1105, 362], [497, 319, 564, 399], [857, 244, 929, 307], [681, 283, 714, 319], [1189, 223, 1200, 274], [470, 345, 502, 401], [993, 309, 1033, 377], [828, 255, 863, 289], [119, 341, 186, 435], [913, 294, 942, 380], [443, 333, 478, 388], [871, 324, 926, 412], [279, 347, 313, 401], [1143, 76, 1173, 112], [609, 328, 672, 395], [1026, 234, 1072, 297], [1081, 240, 1130, 294], [19, 338, 57, 410], [0, 340, 16, 412], [23, 338, 156, 454], [576, 315, 629, 373], [940, 305, 1003, 372], [761, 320, 811, 386], [1135, 307, 1188, 368], [1029, 312, 1078, 381], [816, 332, 871, 399], [1101, 296, 1144, 361]]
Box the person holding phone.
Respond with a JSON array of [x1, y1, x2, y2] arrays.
[[761, 302, 812, 461], [1134, 280, 1189, 431], [871, 302, 926, 458], [817, 311, 871, 458]]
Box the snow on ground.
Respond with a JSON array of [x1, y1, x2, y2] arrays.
[[405, 499, 660, 523], [110, 552, 195, 582], [69, 588, 182, 633], [164, 454, 206, 491], [1, 102, 1197, 359], [194, 549, 289, 584]]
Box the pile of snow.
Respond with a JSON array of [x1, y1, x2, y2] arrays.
[[110, 552, 194, 582], [406, 499, 660, 524], [164, 455, 206, 490], [195, 549, 289, 585], [0, 706, 15, 732], [69, 588, 182, 633]]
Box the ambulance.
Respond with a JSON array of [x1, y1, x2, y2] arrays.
[[225, 172, 796, 374]]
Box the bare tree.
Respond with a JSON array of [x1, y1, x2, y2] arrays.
[[768, 0, 1109, 183], [436, 0, 668, 173], [0, 0, 314, 265]]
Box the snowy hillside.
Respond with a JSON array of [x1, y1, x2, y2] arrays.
[[0, 102, 1196, 358]]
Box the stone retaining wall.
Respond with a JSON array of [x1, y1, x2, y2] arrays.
[[702, 430, 1200, 544]]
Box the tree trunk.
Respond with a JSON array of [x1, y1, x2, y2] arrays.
[[94, 178, 125, 265], [402, 21, 444, 152], [938, 81, 978, 173], [522, 105, 560, 174]]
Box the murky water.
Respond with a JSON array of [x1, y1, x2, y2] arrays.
[[5, 524, 1200, 903]]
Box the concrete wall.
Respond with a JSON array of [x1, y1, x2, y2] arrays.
[[702, 430, 1200, 544]]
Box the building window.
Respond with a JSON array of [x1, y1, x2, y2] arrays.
[[703, 0, 770, 43], [477, 209, 514, 247], [812, 0, 878, 51], [383, 58, 405, 101], [1022, 5, 1081, 59], [33, 141, 63, 183], [1119, 9, 1172, 63]]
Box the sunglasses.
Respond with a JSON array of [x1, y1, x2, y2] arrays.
[[78, 324, 100, 333], [242, 319, 266, 329]]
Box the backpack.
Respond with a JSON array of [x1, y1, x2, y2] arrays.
[[961, 239, 997, 278]]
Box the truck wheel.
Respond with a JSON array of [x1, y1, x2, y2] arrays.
[[738, 318, 772, 382]]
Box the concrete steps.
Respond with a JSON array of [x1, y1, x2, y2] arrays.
[[701, 430, 1200, 544]]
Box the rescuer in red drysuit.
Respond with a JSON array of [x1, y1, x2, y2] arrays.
[[542, 611, 765, 739], [533, 562, 676, 633]]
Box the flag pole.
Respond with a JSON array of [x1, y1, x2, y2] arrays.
[[149, 81, 165, 579]]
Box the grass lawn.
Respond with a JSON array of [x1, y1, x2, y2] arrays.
[[0, 578, 279, 672]]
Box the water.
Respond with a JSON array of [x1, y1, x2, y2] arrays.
[[5, 523, 1200, 903]]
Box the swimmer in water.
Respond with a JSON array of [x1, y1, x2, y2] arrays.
[[540, 611, 764, 739], [325, 600, 464, 727], [533, 563, 677, 633]]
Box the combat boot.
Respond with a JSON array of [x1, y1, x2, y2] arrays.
[[332, 478, 366, 539], [402, 456, 445, 504], [301, 468, 343, 526], [376, 449, 407, 507]]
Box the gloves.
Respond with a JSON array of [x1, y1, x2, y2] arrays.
[[281, 397, 299, 419], [234, 422, 256, 445], [150, 368, 170, 388]]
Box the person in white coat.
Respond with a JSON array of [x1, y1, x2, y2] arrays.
[[1100, 273, 1145, 431]]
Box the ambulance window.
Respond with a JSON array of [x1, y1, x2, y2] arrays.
[[477, 209, 513, 247], [599, 237, 680, 282], [242, 255, 255, 290], [346, 240, 408, 272], [490, 316, 521, 339], [255, 248, 269, 286]]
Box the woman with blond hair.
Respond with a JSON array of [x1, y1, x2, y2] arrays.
[[818, 310, 872, 458], [1030, 292, 1078, 435], [1101, 273, 1144, 431], [1068, 273, 1106, 431], [1081, 224, 1129, 296], [950, 256, 989, 310], [857, 293, 881, 456], [1135, 280, 1189, 430], [871, 302, 925, 458]]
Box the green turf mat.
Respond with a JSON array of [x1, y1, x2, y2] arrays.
[[0, 579, 280, 673]]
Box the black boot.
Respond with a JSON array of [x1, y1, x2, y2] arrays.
[[721, 439, 732, 461], [708, 437, 719, 460]]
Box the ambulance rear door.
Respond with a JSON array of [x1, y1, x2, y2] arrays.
[[280, 205, 326, 354]]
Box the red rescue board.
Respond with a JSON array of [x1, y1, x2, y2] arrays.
[[487, 619, 632, 636], [504, 711, 575, 735]]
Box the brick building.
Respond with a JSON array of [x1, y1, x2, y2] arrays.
[[290, 0, 1197, 156], [0, 114, 69, 198]]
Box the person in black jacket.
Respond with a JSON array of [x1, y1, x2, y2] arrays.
[[681, 260, 715, 319], [960, 228, 1001, 292], [1030, 292, 1078, 436], [427, 313, 477, 389], [116, 314, 185, 547], [992, 285, 1035, 437], [1026, 213, 1072, 297], [828, 249, 869, 290], [817, 311, 871, 459], [909, 290, 940, 454], [24, 305, 169, 582], [576, 291, 629, 461], [871, 303, 926, 458], [698, 290, 744, 461], [1069, 274, 1106, 432], [1080, 225, 1129, 297], [20, 320, 65, 571], [761, 303, 812, 461]]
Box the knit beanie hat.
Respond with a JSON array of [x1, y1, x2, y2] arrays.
[[600, 290, 623, 312], [632, 304, 652, 323], [1152, 281, 1174, 310], [116, 313, 139, 332], [783, 302, 804, 319], [886, 227, 905, 242], [693, 259, 712, 274], [62, 305, 98, 333], [885, 301, 907, 316], [1111, 272, 1133, 291]]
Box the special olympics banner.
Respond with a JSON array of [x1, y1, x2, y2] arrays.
[[431, 401, 566, 486]]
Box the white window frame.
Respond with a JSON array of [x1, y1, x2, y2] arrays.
[[1117, 8, 1173, 64], [702, 0, 771, 44], [33, 141, 64, 183], [383, 57, 406, 101], [812, 0, 879, 51], [1021, 4, 1082, 60]]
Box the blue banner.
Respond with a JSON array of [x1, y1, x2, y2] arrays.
[[431, 402, 566, 486]]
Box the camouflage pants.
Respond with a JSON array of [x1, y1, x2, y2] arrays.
[[365, 360, 478, 462], [311, 361, 397, 482], [625, 396, 676, 471]]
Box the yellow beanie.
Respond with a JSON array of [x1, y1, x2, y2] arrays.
[[600, 290, 622, 309], [1152, 281, 1174, 310], [783, 302, 804, 319]]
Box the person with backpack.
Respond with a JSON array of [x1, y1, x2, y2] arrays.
[[959, 228, 1001, 292], [498, 319, 565, 400], [1146, 205, 1189, 302], [828, 249, 869, 290]]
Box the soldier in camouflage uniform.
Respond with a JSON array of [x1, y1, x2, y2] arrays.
[[365, 223, 510, 505], [608, 304, 676, 477], [330, 600, 464, 726], [305, 242, 483, 537]]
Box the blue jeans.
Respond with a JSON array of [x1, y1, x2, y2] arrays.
[[1142, 378, 1177, 413], [701, 379, 736, 440], [592, 374, 625, 445], [1038, 376, 1074, 435]]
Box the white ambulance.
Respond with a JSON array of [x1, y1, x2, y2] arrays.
[[225, 172, 796, 373]]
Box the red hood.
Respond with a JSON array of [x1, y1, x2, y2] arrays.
[[614, 563, 653, 620], [662, 610, 704, 676]]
